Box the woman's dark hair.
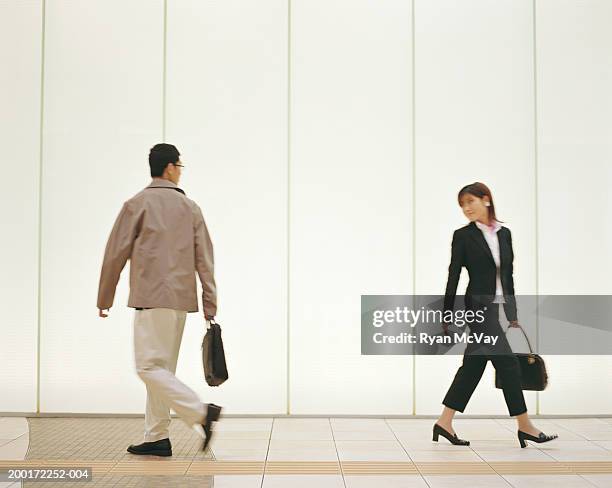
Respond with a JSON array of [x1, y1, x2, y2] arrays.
[[458, 182, 504, 223], [149, 143, 180, 177]]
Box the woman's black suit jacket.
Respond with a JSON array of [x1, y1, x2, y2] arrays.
[[443, 221, 517, 322]]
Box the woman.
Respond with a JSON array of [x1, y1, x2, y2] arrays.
[[433, 182, 558, 448]]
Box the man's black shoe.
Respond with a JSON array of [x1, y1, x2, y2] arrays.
[[202, 403, 223, 451], [126, 438, 172, 457]]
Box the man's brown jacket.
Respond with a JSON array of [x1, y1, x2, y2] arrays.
[[97, 177, 217, 318]]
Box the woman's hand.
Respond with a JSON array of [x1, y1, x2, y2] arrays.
[[508, 320, 520, 328], [442, 321, 452, 335]]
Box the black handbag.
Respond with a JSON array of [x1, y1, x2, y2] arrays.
[[495, 324, 548, 391], [201, 319, 229, 386]]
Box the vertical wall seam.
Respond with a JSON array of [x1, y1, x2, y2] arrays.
[[162, 0, 167, 141], [532, 0, 540, 416], [286, 0, 292, 415], [411, 0, 417, 416], [36, 0, 47, 415]]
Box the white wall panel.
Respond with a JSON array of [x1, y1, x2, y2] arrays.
[[290, 0, 413, 414], [0, 0, 42, 412], [166, 0, 288, 414], [40, 0, 164, 412], [536, 0, 612, 415], [413, 0, 537, 415]]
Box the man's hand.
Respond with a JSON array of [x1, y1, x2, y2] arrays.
[[99, 308, 109, 318], [508, 320, 520, 328]]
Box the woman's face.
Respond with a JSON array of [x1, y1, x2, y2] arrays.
[[459, 193, 489, 222]]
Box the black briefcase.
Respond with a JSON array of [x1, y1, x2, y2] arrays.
[[201, 320, 229, 387], [495, 324, 548, 391]]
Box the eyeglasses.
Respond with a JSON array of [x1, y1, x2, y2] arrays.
[[173, 162, 185, 168]]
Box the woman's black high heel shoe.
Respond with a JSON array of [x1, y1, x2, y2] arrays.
[[432, 423, 470, 446], [517, 430, 558, 448]]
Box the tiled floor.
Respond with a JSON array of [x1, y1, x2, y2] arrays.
[[1, 417, 612, 487]]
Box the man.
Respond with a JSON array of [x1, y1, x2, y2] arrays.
[[97, 143, 222, 457]]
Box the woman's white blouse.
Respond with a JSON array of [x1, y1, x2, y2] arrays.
[[474, 219, 506, 304]]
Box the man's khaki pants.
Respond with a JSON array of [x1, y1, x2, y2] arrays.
[[133, 308, 207, 442]]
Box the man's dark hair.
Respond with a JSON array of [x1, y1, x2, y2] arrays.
[[149, 143, 180, 177]]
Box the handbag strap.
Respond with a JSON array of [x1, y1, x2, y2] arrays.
[[505, 323, 534, 354]]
